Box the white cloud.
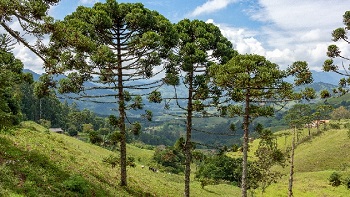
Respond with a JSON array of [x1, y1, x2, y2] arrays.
[[190, 0, 238, 17], [231, 0, 350, 70]]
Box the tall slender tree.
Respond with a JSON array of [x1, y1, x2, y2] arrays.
[[163, 19, 235, 197], [41, 0, 177, 186], [210, 56, 314, 197], [284, 104, 312, 197]]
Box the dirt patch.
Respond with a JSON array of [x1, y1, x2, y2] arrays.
[[17, 172, 27, 187]]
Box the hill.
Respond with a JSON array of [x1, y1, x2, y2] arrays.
[[0, 122, 239, 196], [2, 121, 350, 196], [242, 120, 350, 196]]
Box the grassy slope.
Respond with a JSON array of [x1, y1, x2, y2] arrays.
[[0, 121, 239, 197], [247, 121, 350, 196]]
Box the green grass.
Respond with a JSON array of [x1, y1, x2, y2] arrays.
[[235, 120, 350, 196], [0, 121, 239, 196], [2, 120, 350, 196]]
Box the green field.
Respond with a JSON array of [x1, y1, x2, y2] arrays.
[[1, 121, 350, 196]]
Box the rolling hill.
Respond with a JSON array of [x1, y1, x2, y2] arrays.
[[1, 120, 350, 196]]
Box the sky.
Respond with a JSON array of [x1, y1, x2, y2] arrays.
[[8, 0, 350, 74]]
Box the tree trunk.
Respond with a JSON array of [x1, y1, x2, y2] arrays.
[[288, 126, 296, 197], [184, 72, 193, 197], [117, 32, 127, 187], [241, 87, 250, 197]]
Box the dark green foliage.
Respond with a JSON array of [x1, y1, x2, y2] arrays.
[[0, 45, 28, 129], [329, 123, 341, 129], [67, 125, 78, 136], [153, 146, 185, 174], [329, 172, 342, 187], [89, 130, 103, 144], [103, 155, 119, 168], [254, 128, 286, 193], [195, 155, 261, 189], [63, 175, 89, 194], [343, 176, 350, 189]]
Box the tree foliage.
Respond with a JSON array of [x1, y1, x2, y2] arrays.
[[41, 0, 176, 186], [210, 54, 314, 197], [254, 128, 286, 193], [331, 106, 350, 121], [0, 0, 60, 60], [323, 11, 350, 95], [0, 35, 31, 129], [163, 19, 235, 197]]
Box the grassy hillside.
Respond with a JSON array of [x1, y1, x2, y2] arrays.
[[0, 121, 239, 196], [244, 120, 350, 196], [2, 121, 350, 196]]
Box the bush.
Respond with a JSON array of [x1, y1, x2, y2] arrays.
[[329, 123, 341, 129], [89, 131, 103, 144], [329, 172, 342, 187], [344, 123, 350, 129], [63, 175, 89, 194], [344, 176, 350, 189]]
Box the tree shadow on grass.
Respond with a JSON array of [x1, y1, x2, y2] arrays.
[[0, 136, 113, 196]]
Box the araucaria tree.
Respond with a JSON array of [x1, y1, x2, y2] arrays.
[[42, 0, 176, 186], [0, 0, 60, 61], [164, 19, 235, 197], [323, 11, 350, 94], [210, 55, 313, 197]]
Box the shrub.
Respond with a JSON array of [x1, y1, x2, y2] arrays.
[[102, 155, 119, 168], [329, 172, 342, 187], [329, 123, 341, 129], [343, 176, 350, 189], [63, 175, 89, 194]]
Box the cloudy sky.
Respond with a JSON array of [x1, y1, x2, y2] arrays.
[[8, 0, 350, 73]]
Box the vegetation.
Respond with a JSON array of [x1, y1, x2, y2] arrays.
[[210, 55, 314, 197], [40, 0, 177, 186], [2, 1, 350, 196], [323, 11, 350, 95]]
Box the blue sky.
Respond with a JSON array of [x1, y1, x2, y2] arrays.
[[7, 0, 350, 74]]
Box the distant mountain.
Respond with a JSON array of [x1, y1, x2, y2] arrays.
[[23, 69, 41, 81], [22, 69, 343, 116], [311, 70, 344, 85]]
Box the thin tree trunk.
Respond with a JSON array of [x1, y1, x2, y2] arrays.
[[117, 31, 127, 187], [288, 126, 296, 197], [241, 87, 250, 197], [184, 72, 193, 197]]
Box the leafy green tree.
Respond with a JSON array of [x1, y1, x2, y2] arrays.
[[164, 19, 235, 197], [323, 11, 350, 95], [254, 127, 286, 194], [0, 35, 31, 129], [211, 56, 313, 197], [312, 104, 333, 132], [0, 0, 60, 61], [153, 146, 185, 174], [41, 0, 176, 186], [331, 106, 350, 121]]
